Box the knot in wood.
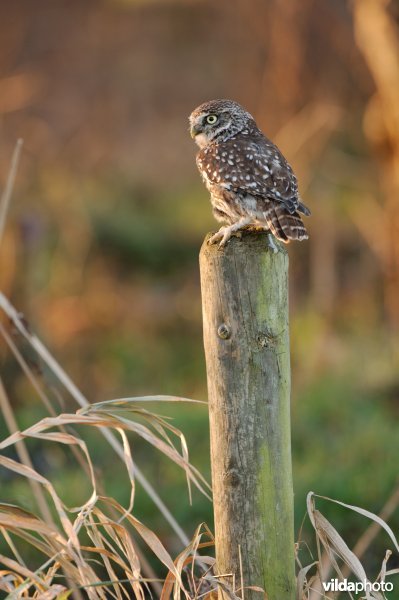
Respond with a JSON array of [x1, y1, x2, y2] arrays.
[[257, 330, 277, 348], [223, 467, 240, 487], [217, 323, 231, 340]]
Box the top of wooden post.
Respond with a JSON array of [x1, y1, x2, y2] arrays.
[[200, 230, 288, 259]]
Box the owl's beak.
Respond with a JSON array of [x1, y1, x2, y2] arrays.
[[190, 124, 201, 138]]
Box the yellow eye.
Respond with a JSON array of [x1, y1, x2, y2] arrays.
[[206, 114, 218, 124]]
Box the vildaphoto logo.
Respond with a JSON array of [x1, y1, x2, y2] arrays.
[[322, 579, 393, 594]]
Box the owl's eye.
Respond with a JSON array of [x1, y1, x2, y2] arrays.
[[206, 114, 218, 125]]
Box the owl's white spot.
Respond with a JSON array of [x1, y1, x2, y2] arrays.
[[232, 176, 237, 182], [245, 175, 251, 181], [228, 160, 234, 166], [247, 154, 253, 160], [213, 170, 218, 177]]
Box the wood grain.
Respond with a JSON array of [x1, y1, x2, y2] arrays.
[[199, 232, 295, 600]]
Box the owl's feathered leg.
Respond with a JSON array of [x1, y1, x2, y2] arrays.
[[251, 223, 281, 253], [267, 233, 279, 254], [208, 217, 252, 248]]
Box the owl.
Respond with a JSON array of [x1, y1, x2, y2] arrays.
[[189, 99, 310, 249]]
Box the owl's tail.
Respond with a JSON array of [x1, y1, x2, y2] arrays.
[[266, 205, 308, 243]]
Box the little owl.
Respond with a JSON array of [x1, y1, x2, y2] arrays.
[[189, 99, 310, 249]]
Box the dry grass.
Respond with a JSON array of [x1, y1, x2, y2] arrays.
[[298, 492, 399, 600], [0, 286, 257, 599], [0, 302, 218, 598]]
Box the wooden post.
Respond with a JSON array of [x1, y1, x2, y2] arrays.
[[199, 232, 295, 600]]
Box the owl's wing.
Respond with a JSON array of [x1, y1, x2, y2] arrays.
[[197, 136, 309, 215]]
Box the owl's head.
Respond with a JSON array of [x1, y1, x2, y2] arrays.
[[189, 99, 255, 148]]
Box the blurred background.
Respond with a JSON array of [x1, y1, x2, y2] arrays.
[[1, 0, 399, 581]]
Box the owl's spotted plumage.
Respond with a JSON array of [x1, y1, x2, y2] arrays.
[[189, 99, 310, 248]]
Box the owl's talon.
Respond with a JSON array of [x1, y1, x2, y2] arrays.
[[208, 232, 221, 246], [208, 226, 231, 247], [208, 218, 252, 248]]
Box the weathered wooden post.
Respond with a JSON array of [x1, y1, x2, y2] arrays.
[[199, 232, 295, 600]]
